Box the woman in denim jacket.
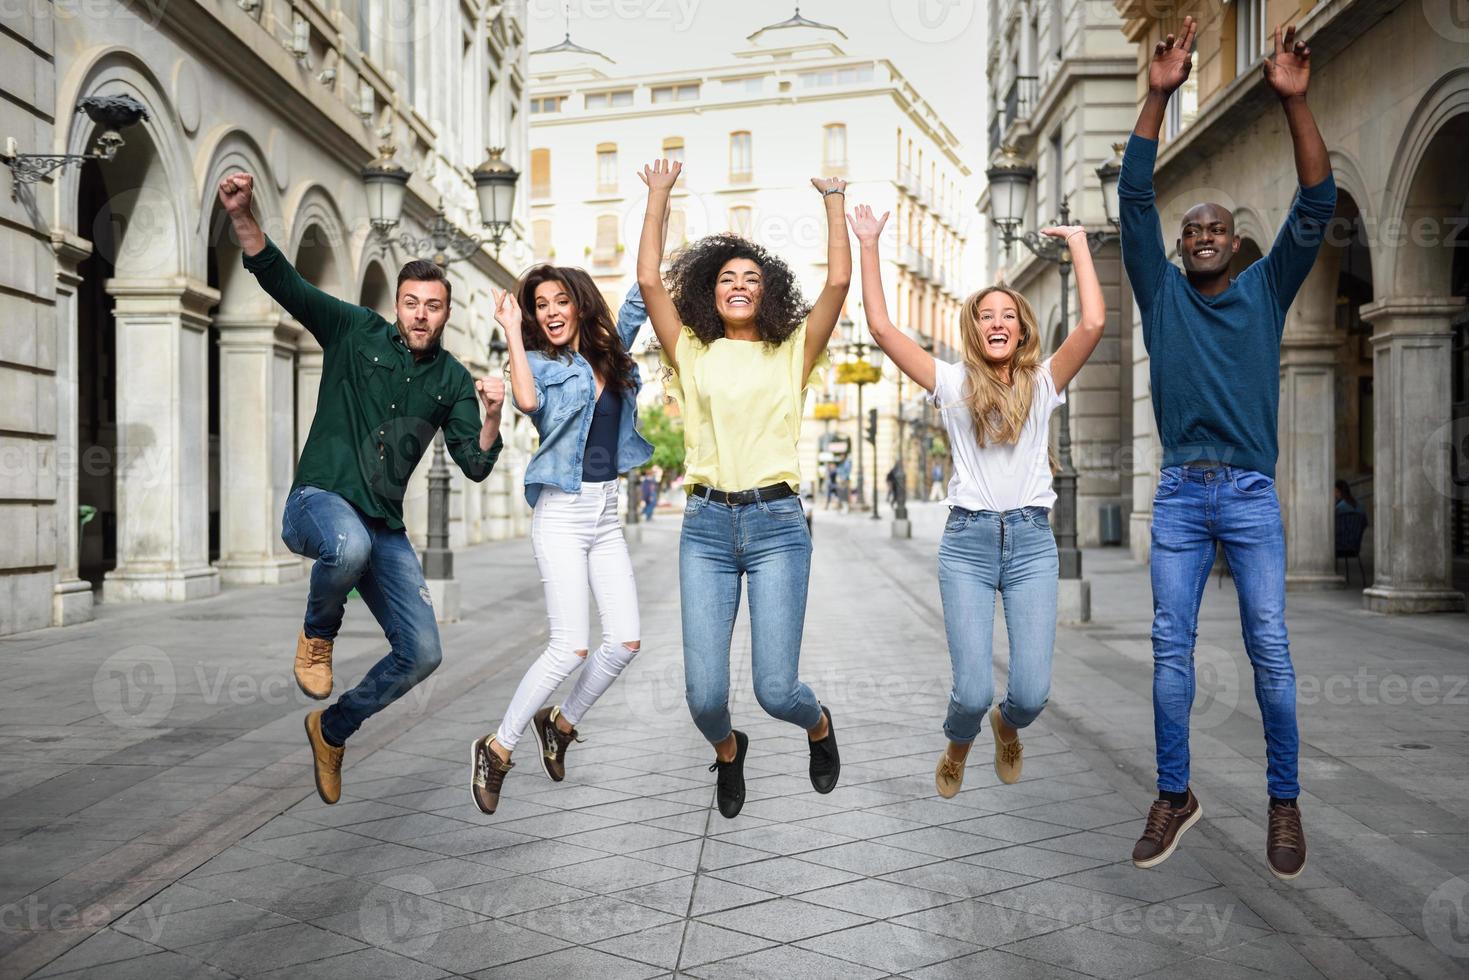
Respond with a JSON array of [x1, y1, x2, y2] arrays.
[[469, 265, 653, 815]]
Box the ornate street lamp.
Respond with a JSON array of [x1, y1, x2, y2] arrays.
[[361, 145, 521, 267], [2, 95, 149, 200], [979, 143, 1124, 582]]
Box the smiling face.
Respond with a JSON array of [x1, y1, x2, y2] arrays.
[[395, 280, 451, 353], [533, 279, 580, 350], [973, 290, 1024, 364], [714, 258, 763, 329], [1178, 203, 1240, 278]]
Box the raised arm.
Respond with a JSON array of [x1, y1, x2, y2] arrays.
[[1133, 15, 1195, 141], [1046, 227, 1106, 391], [219, 173, 359, 348], [1264, 24, 1330, 188], [493, 288, 539, 415], [1261, 22, 1336, 311], [803, 178, 853, 379], [635, 159, 685, 371], [847, 205, 935, 392], [614, 198, 668, 351], [444, 374, 505, 482]]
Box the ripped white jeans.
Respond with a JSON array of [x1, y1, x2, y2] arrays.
[[495, 480, 641, 750]]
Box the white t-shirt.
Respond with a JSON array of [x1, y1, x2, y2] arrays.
[[929, 357, 1066, 512]]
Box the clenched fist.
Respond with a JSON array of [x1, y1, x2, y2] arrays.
[[475, 376, 505, 415], [217, 172, 255, 216]]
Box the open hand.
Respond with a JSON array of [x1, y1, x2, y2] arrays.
[[1263, 23, 1311, 100], [1147, 15, 1196, 95], [812, 176, 847, 197], [638, 159, 683, 192], [846, 204, 889, 245], [1040, 225, 1087, 241], [217, 172, 255, 216]]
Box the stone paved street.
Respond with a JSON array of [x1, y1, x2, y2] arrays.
[[2, 504, 1467, 979]]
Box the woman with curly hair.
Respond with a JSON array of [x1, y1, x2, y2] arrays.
[[846, 203, 1105, 800], [468, 264, 655, 815], [635, 158, 849, 819]]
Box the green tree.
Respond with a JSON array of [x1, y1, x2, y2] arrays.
[[641, 403, 686, 487]]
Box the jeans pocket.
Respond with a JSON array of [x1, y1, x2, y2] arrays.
[[943, 508, 972, 534], [1027, 508, 1052, 532], [1154, 468, 1183, 500], [1233, 471, 1276, 496], [764, 496, 806, 522], [684, 494, 708, 518]]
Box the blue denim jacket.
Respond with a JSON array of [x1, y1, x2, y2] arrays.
[[520, 283, 655, 508]]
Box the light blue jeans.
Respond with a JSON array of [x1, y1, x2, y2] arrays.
[[679, 492, 824, 744], [1150, 464, 1299, 799], [281, 486, 442, 745], [938, 505, 1059, 744]]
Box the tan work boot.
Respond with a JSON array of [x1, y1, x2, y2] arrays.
[[991, 707, 1023, 784], [294, 631, 334, 700], [935, 741, 970, 799], [470, 735, 514, 814], [304, 710, 344, 805]]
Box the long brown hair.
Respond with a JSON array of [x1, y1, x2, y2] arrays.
[[957, 286, 1044, 446], [516, 264, 637, 389]]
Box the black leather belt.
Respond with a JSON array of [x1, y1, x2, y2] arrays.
[[688, 483, 796, 505]]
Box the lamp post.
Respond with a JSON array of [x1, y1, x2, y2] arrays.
[[361, 144, 520, 267], [835, 316, 882, 511], [2, 95, 149, 200], [983, 144, 1123, 585]]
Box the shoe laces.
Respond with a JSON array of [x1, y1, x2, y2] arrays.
[[1140, 799, 1177, 844], [998, 738, 1023, 767], [303, 637, 332, 667], [546, 721, 584, 756], [1269, 805, 1303, 851], [937, 754, 963, 781], [475, 742, 509, 789]]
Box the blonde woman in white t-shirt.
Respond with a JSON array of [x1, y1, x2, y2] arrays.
[[847, 204, 1106, 798]]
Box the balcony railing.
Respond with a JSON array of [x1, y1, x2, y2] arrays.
[[988, 112, 1003, 154], [1002, 75, 1038, 132]]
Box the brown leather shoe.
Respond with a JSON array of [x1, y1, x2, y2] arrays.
[[303, 710, 344, 805], [1267, 802, 1307, 880], [294, 631, 334, 700], [470, 735, 513, 814], [1131, 789, 1202, 869], [531, 706, 583, 783], [991, 707, 1023, 784], [935, 742, 969, 799]]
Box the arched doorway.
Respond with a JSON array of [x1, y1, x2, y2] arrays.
[[75, 160, 117, 590]]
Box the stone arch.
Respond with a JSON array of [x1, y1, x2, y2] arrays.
[[196, 127, 283, 318], [54, 48, 193, 281]]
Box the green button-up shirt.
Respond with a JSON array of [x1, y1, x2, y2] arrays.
[[243, 238, 502, 530]]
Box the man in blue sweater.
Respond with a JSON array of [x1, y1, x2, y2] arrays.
[[1120, 16, 1334, 881]]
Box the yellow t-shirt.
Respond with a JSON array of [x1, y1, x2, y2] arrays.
[[664, 323, 827, 492]]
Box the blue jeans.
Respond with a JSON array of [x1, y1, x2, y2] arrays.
[[281, 486, 442, 746], [679, 493, 824, 743], [938, 506, 1058, 743], [1150, 465, 1299, 799]]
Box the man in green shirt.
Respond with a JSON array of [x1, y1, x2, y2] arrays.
[[219, 172, 505, 804]]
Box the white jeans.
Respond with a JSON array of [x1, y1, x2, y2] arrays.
[[495, 481, 641, 750]]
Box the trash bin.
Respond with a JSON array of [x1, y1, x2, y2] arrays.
[[1099, 504, 1123, 546]]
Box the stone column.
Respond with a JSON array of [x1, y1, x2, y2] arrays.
[[213, 315, 304, 584], [1128, 299, 1158, 562], [50, 232, 96, 625], [103, 278, 222, 602], [1278, 260, 1343, 590], [1360, 296, 1466, 613], [295, 346, 323, 459]]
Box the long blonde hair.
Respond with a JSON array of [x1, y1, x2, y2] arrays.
[[957, 285, 1044, 447]]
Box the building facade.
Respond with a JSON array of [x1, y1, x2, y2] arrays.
[[1, 0, 536, 636], [1114, 0, 1466, 611], [978, 0, 1137, 548], [526, 10, 975, 500]]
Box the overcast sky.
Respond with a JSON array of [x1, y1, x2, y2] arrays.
[[524, 0, 989, 176]]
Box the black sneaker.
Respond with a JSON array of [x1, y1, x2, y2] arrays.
[[808, 706, 840, 794], [709, 730, 748, 819]]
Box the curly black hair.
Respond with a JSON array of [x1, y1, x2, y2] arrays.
[[665, 234, 811, 346]]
